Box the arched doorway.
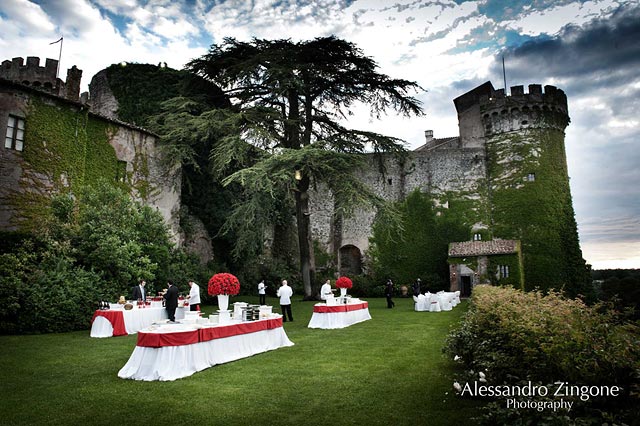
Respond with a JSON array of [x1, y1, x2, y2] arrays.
[[339, 245, 362, 276]]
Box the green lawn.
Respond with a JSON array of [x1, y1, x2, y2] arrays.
[[0, 297, 479, 425]]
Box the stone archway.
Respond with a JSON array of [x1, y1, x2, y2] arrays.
[[339, 244, 362, 276]]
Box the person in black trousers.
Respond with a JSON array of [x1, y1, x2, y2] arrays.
[[385, 279, 395, 308], [163, 280, 179, 322]]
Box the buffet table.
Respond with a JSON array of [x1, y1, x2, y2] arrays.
[[90, 307, 186, 338], [118, 316, 293, 381], [307, 300, 371, 329]]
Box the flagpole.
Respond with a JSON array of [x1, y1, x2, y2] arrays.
[[49, 36, 63, 79], [502, 55, 507, 95], [56, 36, 63, 79]]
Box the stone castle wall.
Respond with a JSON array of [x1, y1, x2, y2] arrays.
[[310, 81, 573, 276], [0, 57, 181, 242], [309, 143, 487, 256]]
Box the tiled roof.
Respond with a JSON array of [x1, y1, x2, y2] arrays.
[[448, 239, 519, 257], [414, 137, 459, 151]]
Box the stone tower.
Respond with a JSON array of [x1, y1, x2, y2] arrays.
[[0, 56, 82, 102], [454, 82, 587, 293]]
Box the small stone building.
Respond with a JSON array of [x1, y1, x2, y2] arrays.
[[448, 239, 523, 297]]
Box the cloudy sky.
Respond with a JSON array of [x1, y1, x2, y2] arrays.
[[1, 0, 638, 269]]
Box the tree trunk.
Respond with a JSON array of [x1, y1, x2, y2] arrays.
[[295, 175, 315, 299]]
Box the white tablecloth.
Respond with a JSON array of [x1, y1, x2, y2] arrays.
[[307, 302, 371, 329], [90, 307, 187, 338], [118, 318, 294, 381]]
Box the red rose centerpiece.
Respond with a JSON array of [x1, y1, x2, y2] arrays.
[[335, 276, 353, 296], [208, 273, 240, 311]]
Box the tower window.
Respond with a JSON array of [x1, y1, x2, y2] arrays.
[[473, 233, 482, 241], [5, 115, 25, 151], [387, 178, 393, 185], [499, 265, 510, 278]]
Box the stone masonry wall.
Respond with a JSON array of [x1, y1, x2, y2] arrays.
[[309, 145, 487, 257]]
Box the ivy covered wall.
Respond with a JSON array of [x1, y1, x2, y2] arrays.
[[487, 127, 589, 295], [1, 88, 168, 234]]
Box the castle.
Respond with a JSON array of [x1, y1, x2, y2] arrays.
[[0, 57, 181, 240], [310, 81, 583, 294], [0, 56, 586, 295]]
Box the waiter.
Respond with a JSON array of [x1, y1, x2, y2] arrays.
[[163, 280, 179, 322], [132, 279, 146, 301]]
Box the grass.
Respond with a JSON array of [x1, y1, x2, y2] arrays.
[[0, 297, 479, 425]]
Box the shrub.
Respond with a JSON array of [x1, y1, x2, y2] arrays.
[[0, 182, 207, 333], [445, 285, 640, 424]]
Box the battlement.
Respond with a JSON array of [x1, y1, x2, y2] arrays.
[[480, 83, 568, 114], [0, 56, 82, 102], [454, 81, 568, 113], [453, 81, 571, 146]]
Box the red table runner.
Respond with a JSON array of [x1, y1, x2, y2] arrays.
[[313, 302, 369, 313], [136, 317, 284, 348], [91, 310, 127, 336]]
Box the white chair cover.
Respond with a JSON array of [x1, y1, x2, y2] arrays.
[[415, 294, 428, 311], [428, 294, 441, 312], [438, 293, 453, 311]]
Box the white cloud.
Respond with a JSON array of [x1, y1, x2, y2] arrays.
[[0, 0, 56, 34], [503, 0, 625, 36]]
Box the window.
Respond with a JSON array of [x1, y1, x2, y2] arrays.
[[5, 115, 25, 151], [499, 265, 510, 278], [116, 160, 127, 182], [526, 173, 536, 182], [473, 233, 482, 241]]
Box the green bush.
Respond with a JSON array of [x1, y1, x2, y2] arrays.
[[0, 182, 210, 334], [444, 285, 640, 424], [349, 275, 385, 298]]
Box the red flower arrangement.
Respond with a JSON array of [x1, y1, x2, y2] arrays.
[[208, 273, 241, 296], [335, 276, 353, 289]]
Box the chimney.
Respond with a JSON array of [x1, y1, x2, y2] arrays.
[[424, 130, 434, 144]]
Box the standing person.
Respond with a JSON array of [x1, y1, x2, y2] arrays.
[[385, 279, 395, 309], [163, 280, 179, 322], [132, 279, 146, 301], [412, 278, 421, 297], [320, 279, 333, 300], [258, 279, 266, 305], [277, 279, 294, 322], [187, 280, 201, 312]]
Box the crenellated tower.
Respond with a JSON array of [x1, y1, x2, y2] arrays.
[[0, 56, 82, 102], [454, 82, 588, 294]]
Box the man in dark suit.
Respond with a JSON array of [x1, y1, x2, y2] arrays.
[[131, 279, 146, 301], [163, 280, 179, 322]]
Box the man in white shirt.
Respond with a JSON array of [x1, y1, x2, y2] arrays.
[[258, 280, 266, 305], [187, 280, 201, 312], [320, 279, 333, 301], [276, 279, 293, 322]]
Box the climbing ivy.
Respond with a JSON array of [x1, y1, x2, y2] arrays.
[[10, 97, 117, 230], [369, 189, 469, 289], [487, 128, 591, 297]]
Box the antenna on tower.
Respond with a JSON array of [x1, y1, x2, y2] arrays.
[[502, 55, 507, 95]]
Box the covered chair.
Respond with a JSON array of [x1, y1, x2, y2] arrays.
[[427, 293, 441, 312], [438, 293, 453, 311], [415, 294, 428, 311], [453, 290, 461, 305]]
